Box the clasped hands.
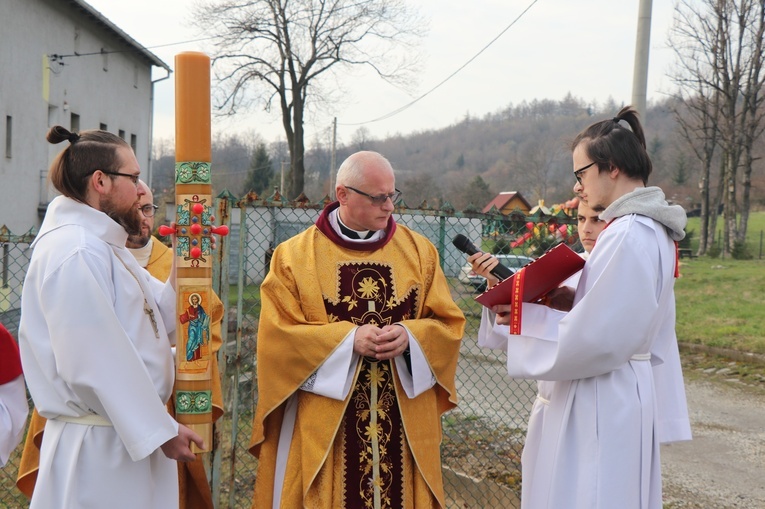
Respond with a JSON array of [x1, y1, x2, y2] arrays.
[[353, 323, 409, 361]]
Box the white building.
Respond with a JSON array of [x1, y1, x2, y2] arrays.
[[0, 0, 170, 234]]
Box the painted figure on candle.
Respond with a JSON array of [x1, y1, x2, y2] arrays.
[[180, 292, 209, 361]]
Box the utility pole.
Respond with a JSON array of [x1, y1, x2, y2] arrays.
[[280, 160, 287, 195], [330, 117, 337, 200], [631, 0, 653, 120]]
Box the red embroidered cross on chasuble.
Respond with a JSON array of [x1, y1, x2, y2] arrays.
[[324, 262, 418, 508]]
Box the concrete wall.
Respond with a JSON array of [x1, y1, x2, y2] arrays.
[[0, 0, 163, 233]]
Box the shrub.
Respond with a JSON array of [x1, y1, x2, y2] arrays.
[[679, 229, 694, 249], [732, 240, 753, 260]]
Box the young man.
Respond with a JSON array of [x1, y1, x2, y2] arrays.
[[18, 127, 203, 509], [18, 180, 224, 509], [249, 151, 465, 508], [575, 199, 606, 256], [471, 107, 691, 509]]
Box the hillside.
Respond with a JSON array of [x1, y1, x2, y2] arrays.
[[151, 96, 765, 213]]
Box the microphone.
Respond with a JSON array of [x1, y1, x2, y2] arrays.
[[452, 234, 514, 281]]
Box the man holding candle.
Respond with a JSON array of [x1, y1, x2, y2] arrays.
[[249, 150, 465, 508], [18, 179, 224, 509], [18, 126, 203, 509]]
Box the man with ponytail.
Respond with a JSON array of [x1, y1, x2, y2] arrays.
[[18, 126, 203, 509], [471, 107, 691, 509]]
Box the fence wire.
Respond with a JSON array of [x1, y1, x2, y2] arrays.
[[0, 226, 35, 509], [217, 195, 579, 509], [0, 196, 580, 508]]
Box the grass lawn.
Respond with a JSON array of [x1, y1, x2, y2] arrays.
[[685, 210, 765, 258], [676, 210, 765, 353], [675, 257, 765, 353]]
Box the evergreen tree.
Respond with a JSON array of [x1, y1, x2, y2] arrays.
[[243, 143, 274, 196], [464, 175, 491, 209], [672, 152, 689, 186]]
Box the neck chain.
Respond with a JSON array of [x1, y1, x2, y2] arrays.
[[114, 252, 160, 339]]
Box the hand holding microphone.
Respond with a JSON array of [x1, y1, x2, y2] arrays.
[[452, 234, 514, 281]]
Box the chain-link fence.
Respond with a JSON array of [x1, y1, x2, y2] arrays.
[[0, 226, 35, 509], [0, 196, 580, 508], [214, 194, 580, 509]]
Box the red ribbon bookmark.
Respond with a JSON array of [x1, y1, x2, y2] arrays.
[[509, 267, 525, 335]]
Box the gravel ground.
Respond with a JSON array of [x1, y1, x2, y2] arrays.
[[661, 352, 765, 508], [453, 335, 765, 508]]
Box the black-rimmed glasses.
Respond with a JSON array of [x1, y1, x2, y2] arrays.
[[346, 186, 402, 206], [100, 170, 140, 186], [140, 204, 159, 217], [574, 161, 598, 185]]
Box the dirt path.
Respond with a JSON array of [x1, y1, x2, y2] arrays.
[[451, 334, 765, 508], [661, 353, 765, 508]]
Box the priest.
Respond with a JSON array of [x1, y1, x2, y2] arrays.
[[248, 151, 465, 508]]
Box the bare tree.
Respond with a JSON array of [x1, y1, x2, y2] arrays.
[[668, 0, 722, 255], [194, 0, 423, 199], [351, 127, 371, 151], [668, 0, 765, 256], [736, 4, 765, 247], [512, 136, 561, 204]]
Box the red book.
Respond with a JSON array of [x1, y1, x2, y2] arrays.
[[0, 325, 23, 385], [475, 243, 585, 309]]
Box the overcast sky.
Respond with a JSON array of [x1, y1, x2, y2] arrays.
[[84, 0, 680, 146]]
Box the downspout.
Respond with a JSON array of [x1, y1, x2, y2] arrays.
[[148, 67, 172, 187]]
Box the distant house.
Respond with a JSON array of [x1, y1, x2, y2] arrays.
[[482, 191, 532, 216], [0, 0, 170, 234], [528, 199, 550, 216]]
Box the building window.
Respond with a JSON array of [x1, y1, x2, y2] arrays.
[[118, 129, 125, 140], [5, 116, 11, 159], [71, 113, 80, 133], [130, 134, 137, 153], [100, 123, 107, 131]]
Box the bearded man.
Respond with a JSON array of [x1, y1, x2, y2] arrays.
[[18, 126, 203, 509]]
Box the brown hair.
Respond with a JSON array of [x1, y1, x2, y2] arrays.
[[47, 125, 130, 202], [570, 106, 652, 184]]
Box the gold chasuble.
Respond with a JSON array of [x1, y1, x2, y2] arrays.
[[249, 202, 465, 509]]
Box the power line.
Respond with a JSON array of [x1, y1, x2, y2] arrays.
[[50, 36, 218, 61], [340, 0, 539, 127]]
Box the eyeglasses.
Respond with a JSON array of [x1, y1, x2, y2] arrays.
[[574, 161, 598, 185], [140, 204, 159, 217], [345, 186, 401, 206], [101, 170, 140, 187]]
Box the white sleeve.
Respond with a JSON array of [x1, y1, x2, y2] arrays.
[[0, 375, 29, 466], [301, 328, 359, 401], [301, 324, 438, 400], [394, 324, 436, 399], [477, 306, 508, 350]]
